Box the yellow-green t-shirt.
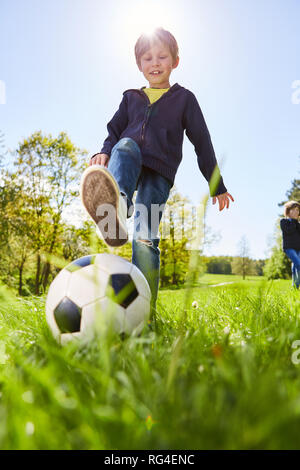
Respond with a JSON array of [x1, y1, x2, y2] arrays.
[[143, 87, 169, 104]]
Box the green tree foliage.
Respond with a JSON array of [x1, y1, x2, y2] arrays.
[[0, 131, 88, 294], [286, 178, 300, 202], [231, 236, 254, 279], [264, 245, 291, 280], [159, 187, 191, 287], [0, 173, 36, 294], [252, 259, 265, 276], [279, 174, 300, 206], [205, 256, 233, 274], [159, 187, 209, 287], [203, 256, 265, 276], [114, 242, 133, 262], [231, 257, 255, 278], [263, 221, 291, 280], [15, 131, 87, 293]]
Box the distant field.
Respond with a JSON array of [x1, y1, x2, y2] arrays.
[[161, 273, 290, 290], [195, 273, 267, 285], [1, 275, 300, 449]]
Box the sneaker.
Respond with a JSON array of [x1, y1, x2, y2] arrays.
[[80, 165, 128, 247]]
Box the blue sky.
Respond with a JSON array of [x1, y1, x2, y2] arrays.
[[1, 0, 300, 259]]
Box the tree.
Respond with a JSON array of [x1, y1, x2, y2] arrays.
[[159, 187, 192, 287], [12, 131, 87, 294], [279, 174, 300, 206], [263, 221, 291, 280], [286, 178, 300, 202], [158, 187, 214, 287], [264, 246, 291, 280], [231, 236, 254, 279], [38, 131, 87, 289], [252, 259, 265, 276], [206, 256, 233, 274], [0, 175, 36, 294]]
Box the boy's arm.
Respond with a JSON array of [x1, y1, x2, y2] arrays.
[[100, 94, 129, 157], [183, 91, 227, 197]]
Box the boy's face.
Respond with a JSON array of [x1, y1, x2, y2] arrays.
[[289, 206, 300, 219], [138, 40, 179, 89]]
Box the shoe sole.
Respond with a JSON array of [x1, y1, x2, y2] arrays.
[[80, 165, 128, 247]]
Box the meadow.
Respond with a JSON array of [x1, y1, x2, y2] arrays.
[[0, 274, 300, 450]]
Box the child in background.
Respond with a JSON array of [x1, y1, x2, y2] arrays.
[[81, 27, 234, 319], [280, 201, 300, 289]]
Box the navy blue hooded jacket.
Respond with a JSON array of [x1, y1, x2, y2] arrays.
[[280, 218, 300, 250], [100, 83, 227, 196]]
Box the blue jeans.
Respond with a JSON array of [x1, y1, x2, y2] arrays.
[[284, 249, 300, 288], [107, 138, 172, 314]]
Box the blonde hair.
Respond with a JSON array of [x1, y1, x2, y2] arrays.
[[284, 200, 300, 217], [134, 27, 179, 68]]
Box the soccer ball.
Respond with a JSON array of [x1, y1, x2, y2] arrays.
[[45, 253, 151, 344]]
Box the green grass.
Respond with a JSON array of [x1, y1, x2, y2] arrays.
[[198, 273, 267, 284], [160, 273, 268, 290], [1, 276, 300, 449]]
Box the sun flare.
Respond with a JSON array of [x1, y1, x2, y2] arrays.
[[115, 0, 180, 54]]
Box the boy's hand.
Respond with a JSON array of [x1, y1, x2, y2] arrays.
[[212, 192, 234, 211], [89, 153, 109, 167]]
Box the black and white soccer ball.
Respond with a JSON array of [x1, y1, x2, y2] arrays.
[[45, 253, 151, 344]]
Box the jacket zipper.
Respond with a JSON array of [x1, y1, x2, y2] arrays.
[[141, 104, 152, 143], [138, 87, 171, 143]]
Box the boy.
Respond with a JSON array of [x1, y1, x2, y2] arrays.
[[280, 201, 300, 289], [81, 28, 234, 317]]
